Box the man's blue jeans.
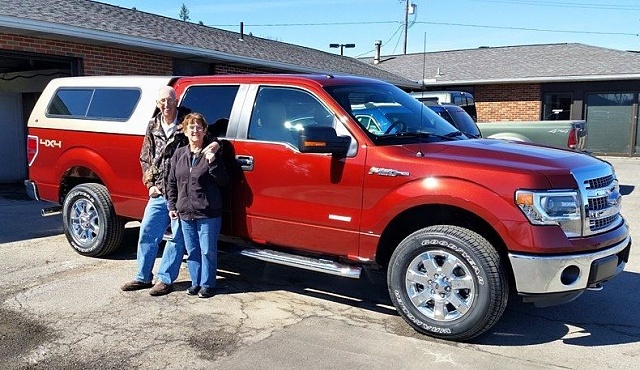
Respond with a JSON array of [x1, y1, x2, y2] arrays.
[[181, 217, 221, 289], [134, 195, 185, 284]]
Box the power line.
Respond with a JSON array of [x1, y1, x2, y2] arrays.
[[463, 0, 640, 11], [355, 23, 405, 58], [210, 21, 399, 27], [416, 21, 639, 36], [212, 20, 639, 37]]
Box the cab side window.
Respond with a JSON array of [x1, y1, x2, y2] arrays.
[[248, 86, 333, 148], [180, 85, 240, 137]]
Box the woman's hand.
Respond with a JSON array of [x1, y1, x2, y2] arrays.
[[169, 210, 178, 219], [203, 141, 220, 163]]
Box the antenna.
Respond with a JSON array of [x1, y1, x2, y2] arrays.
[[417, 31, 428, 158], [422, 32, 427, 88]]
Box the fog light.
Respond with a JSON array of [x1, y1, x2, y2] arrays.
[[560, 265, 580, 285]]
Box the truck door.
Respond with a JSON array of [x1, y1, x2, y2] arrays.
[[229, 85, 366, 258]]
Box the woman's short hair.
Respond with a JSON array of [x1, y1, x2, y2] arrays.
[[182, 112, 207, 131]]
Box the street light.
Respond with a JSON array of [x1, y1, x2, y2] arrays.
[[329, 43, 355, 56]]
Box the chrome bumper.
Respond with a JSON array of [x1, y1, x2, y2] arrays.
[[509, 235, 631, 294]]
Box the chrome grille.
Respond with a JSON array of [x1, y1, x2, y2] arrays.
[[591, 215, 619, 231], [586, 174, 614, 189], [573, 165, 623, 236], [588, 197, 608, 211]]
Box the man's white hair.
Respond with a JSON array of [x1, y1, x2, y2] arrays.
[[157, 86, 176, 100]]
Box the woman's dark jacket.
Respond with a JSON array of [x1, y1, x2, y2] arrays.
[[166, 140, 229, 220]]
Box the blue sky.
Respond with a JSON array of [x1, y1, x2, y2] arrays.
[[99, 0, 640, 57]]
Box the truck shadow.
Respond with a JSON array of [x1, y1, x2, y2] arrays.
[[111, 231, 640, 346], [476, 270, 640, 346], [0, 195, 63, 244]]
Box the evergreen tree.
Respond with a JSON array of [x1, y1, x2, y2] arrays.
[[179, 4, 190, 21]]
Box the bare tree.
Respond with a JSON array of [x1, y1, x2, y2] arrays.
[[179, 4, 190, 22]]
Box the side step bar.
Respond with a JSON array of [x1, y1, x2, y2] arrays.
[[237, 247, 362, 279], [42, 206, 62, 217]]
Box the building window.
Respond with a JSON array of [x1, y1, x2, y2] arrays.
[[543, 93, 572, 120]]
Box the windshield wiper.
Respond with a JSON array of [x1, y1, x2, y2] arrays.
[[375, 131, 458, 142], [444, 130, 464, 138]]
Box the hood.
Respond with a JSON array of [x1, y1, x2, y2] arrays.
[[391, 138, 608, 190]]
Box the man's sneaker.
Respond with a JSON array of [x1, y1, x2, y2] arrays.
[[198, 287, 215, 298], [121, 280, 153, 291], [149, 282, 173, 296], [186, 286, 201, 296]]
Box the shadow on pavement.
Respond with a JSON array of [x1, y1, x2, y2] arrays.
[[0, 184, 63, 243], [4, 184, 638, 346], [476, 269, 640, 346]]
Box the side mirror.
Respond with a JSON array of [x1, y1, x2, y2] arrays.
[[298, 126, 350, 156]]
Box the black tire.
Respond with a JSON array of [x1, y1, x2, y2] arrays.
[[62, 183, 124, 257], [387, 225, 508, 341]]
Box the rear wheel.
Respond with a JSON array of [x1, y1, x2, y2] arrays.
[[62, 183, 124, 257], [387, 225, 508, 341]]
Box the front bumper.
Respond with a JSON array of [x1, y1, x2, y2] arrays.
[[509, 235, 631, 301]]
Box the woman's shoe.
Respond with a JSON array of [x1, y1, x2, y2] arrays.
[[198, 287, 215, 298], [186, 286, 201, 296]]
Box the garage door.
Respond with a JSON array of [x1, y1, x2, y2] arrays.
[[0, 93, 25, 183]]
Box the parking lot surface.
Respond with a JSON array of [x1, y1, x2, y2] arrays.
[[1, 156, 639, 370]]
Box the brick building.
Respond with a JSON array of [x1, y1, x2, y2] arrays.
[[362, 43, 640, 156]]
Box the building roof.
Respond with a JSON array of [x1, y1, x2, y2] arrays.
[[361, 43, 640, 86], [0, 0, 416, 87]]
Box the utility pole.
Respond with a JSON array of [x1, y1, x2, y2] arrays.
[[403, 0, 409, 54], [403, 1, 417, 54]]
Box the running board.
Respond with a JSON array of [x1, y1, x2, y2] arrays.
[[238, 248, 362, 279], [41, 206, 62, 217]]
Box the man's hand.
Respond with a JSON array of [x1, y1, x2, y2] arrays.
[[148, 185, 161, 198], [203, 141, 220, 163], [169, 210, 178, 219]]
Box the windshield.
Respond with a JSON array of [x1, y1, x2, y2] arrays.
[[324, 82, 465, 144]]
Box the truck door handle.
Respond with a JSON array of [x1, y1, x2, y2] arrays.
[[235, 155, 254, 171]]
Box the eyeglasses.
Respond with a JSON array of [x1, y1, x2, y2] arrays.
[[187, 125, 204, 132], [157, 98, 177, 105]]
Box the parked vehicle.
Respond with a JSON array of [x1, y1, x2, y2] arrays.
[[411, 92, 587, 151], [25, 74, 630, 341], [476, 120, 588, 151], [424, 103, 482, 138], [410, 90, 477, 121]]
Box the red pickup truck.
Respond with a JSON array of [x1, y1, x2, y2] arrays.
[[25, 74, 631, 341]]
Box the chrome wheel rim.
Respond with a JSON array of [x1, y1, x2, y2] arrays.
[[69, 198, 100, 249], [405, 249, 476, 322]]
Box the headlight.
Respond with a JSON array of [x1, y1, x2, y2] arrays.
[[515, 190, 582, 237]]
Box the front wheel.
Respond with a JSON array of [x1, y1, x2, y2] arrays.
[[387, 225, 508, 341], [62, 183, 124, 257]]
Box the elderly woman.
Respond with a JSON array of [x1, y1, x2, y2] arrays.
[[167, 113, 229, 298]]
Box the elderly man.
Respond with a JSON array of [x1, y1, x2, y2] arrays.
[[121, 86, 190, 296]]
